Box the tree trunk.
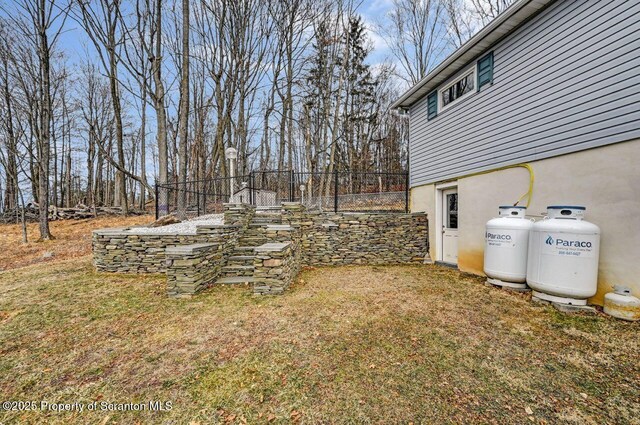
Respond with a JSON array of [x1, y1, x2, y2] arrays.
[[176, 0, 189, 218], [108, 18, 128, 214], [36, 0, 53, 240], [1, 58, 18, 211], [139, 79, 147, 210], [154, 0, 169, 216]]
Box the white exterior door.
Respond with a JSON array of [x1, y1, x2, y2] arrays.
[[441, 188, 459, 265]]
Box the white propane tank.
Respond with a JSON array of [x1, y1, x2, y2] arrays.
[[604, 286, 640, 322], [527, 206, 600, 305], [484, 206, 533, 289]]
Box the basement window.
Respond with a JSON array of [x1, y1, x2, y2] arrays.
[[440, 66, 476, 110]]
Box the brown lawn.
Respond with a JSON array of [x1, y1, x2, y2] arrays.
[[0, 217, 638, 424], [0, 215, 152, 271]]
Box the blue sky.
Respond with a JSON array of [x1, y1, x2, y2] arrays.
[[51, 0, 397, 71]]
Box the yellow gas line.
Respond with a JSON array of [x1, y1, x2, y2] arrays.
[[414, 163, 535, 208]]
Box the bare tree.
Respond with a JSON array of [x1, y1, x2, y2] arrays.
[[378, 0, 448, 85], [176, 0, 189, 217], [0, 0, 417, 222], [444, 0, 515, 47], [74, 0, 130, 213], [0, 22, 19, 213], [470, 0, 514, 24], [443, 0, 474, 48], [150, 0, 169, 215], [11, 0, 70, 239], [268, 0, 311, 173]]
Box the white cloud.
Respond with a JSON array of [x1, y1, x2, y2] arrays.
[[366, 0, 395, 13]]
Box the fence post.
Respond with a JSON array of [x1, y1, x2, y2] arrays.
[[154, 183, 159, 220], [334, 169, 338, 213], [405, 171, 409, 213], [203, 188, 207, 215], [249, 171, 253, 205], [289, 170, 294, 202], [251, 172, 256, 206]]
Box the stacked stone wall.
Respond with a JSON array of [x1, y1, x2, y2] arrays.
[[92, 202, 428, 296], [92, 203, 253, 273], [253, 242, 300, 295], [281, 204, 428, 266], [92, 230, 212, 273], [166, 243, 223, 297]]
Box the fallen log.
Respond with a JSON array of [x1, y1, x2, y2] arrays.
[[0, 204, 147, 223]]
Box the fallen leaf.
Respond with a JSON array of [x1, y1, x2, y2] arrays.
[[525, 406, 533, 415]]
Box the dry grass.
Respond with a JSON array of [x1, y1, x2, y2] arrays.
[[0, 255, 638, 424], [0, 215, 152, 271]]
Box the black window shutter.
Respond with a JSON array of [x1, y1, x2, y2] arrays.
[[477, 51, 494, 90], [427, 91, 437, 120]]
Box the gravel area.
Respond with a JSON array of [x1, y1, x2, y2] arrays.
[[126, 213, 224, 235]]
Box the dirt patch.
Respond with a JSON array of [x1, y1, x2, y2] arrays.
[[0, 215, 152, 270]]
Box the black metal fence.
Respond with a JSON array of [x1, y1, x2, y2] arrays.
[[155, 170, 409, 219]]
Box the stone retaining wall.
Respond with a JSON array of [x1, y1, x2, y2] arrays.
[[92, 229, 211, 273], [165, 243, 223, 297], [281, 203, 428, 266], [92, 203, 251, 273], [253, 242, 300, 295], [92, 202, 428, 297]]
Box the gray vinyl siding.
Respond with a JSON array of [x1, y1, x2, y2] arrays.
[[408, 0, 640, 187]]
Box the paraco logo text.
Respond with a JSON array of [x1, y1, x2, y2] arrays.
[[486, 232, 512, 241], [546, 235, 592, 248]]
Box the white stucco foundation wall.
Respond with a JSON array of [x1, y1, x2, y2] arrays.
[[410, 139, 640, 305]]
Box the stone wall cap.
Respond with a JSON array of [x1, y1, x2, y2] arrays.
[[124, 230, 196, 236], [166, 243, 219, 254], [254, 242, 292, 252], [195, 224, 238, 230], [266, 224, 293, 231], [93, 227, 130, 235]]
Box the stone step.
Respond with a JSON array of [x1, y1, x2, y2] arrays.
[[221, 265, 255, 277], [227, 255, 255, 266], [222, 265, 254, 271], [216, 276, 259, 285], [228, 255, 255, 261], [252, 213, 282, 219], [234, 246, 256, 252]]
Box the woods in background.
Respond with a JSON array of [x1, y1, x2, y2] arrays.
[[0, 0, 513, 239]]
